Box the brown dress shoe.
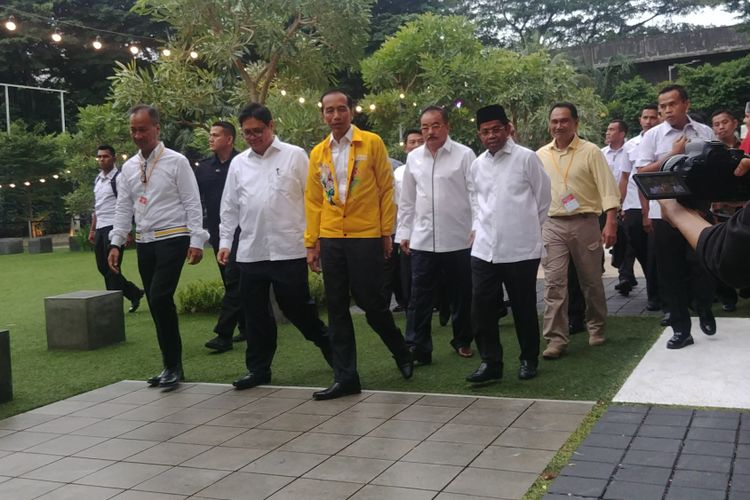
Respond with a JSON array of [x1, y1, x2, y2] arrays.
[[542, 345, 565, 360], [589, 335, 605, 346]]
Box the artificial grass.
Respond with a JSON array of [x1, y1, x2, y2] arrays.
[[1, 249, 663, 421]]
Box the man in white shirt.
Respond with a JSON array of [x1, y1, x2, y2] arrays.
[[89, 144, 143, 312], [218, 103, 332, 390], [620, 105, 662, 312], [635, 84, 717, 349], [108, 105, 209, 390], [466, 105, 551, 383], [397, 106, 477, 363]]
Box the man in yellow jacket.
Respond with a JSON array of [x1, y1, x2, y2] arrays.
[[305, 89, 414, 400]]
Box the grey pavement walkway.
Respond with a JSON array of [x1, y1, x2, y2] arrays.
[[0, 381, 594, 500], [533, 278, 661, 317]]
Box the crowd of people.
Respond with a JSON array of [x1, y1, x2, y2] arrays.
[[89, 84, 750, 399]]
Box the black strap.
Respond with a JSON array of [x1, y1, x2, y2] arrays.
[[110, 169, 120, 197]]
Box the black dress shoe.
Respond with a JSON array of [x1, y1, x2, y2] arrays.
[[233, 371, 271, 390], [129, 290, 144, 313], [518, 360, 537, 380], [466, 362, 502, 383], [158, 368, 183, 390], [698, 309, 717, 336], [205, 336, 233, 352], [616, 279, 632, 296], [646, 301, 662, 312], [660, 312, 671, 327], [666, 331, 694, 349], [313, 382, 361, 401], [232, 332, 247, 342], [409, 346, 432, 365], [147, 369, 168, 387], [395, 354, 414, 379], [569, 321, 586, 335]]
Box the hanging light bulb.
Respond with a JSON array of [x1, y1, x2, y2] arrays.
[[280, 90, 287, 96], [369, 104, 376, 111], [317, 102, 322, 108], [52, 174, 59, 179], [92, 36, 103, 50], [9, 183, 16, 188], [189, 50, 198, 59], [23, 181, 31, 186], [399, 93, 405, 99], [121, 154, 128, 161], [129, 44, 140, 55], [298, 97, 306, 104], [162, 48, 171, 57], [51, 29, 62, 43], [355, 105, 363, 113], [5, 16, 17, 31], [39, 178, 46, 183]]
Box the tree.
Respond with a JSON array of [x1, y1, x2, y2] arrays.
[[361, 14, 607, 155], [606, 76, 659, 132], [450, 0, 721, 49], [677, 54, 750, 118]]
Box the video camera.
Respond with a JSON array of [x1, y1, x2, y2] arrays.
[[634, 140, 750, 207]]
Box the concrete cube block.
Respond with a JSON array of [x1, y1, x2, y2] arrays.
[[44, 291, 125, 350], [0, 238, 23, 255], [0, 330, 11, 403], [28, 237, 53, 254]]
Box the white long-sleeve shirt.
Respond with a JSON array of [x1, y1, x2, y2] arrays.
[[396, 137, 477, 252], [620, 134, 643, 211], [470, 139, 551, 263], [601, 144, 630, 182], [93, 168, 119, 228], [635, 118, 714, 219], [110, 142, 208, 248], [219, 137, 308, 263]]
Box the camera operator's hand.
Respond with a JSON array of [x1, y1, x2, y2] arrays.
[[670, 135, 689, 156], [734, 158, 750, 177]]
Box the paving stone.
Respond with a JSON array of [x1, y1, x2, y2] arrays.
[[665, 486, 726, 500], [621, 449, 678, 468], [737, 444, 750, 458], [731, 473, 750, 492], [571, 446, 625, 463], [738, 430, 750, 444], [444, 467, 537, 499], [733, 458, 750, 476], [642, 414, 691, 427], [603, 479, 666, 500], [648, 407, 694, 417], [561, 460, 616, 479], [692, 416, 740, 430], [614, 464, 671, 485], [698, 410, 741, 420], [670, 469, 730, 491], [542, 495, 592, 500], [629, 436, 681, 453], [730, 491, 750, 500], [636, 424, 687, 439], [676, 453, 732, 473], [683, 439, 735, 457], [599, 412, 646, 424], [471, 446, 555, 473], [547, 475, 608, 497], [580, 433, 631, 450], [591, 422, 639, 436], [686, 427, 736, 443]]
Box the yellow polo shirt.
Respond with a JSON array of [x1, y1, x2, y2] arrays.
[[537, 136, 620, 217]]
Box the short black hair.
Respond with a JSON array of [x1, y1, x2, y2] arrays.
[[420, 105, 449, 123], [238, 103, 273, 126], [97, 144, 115, 156], [642, 104, 658, 113], [319, 88, 353, 110], [403, 128, 422, 142], [688, 111, 708, 125], [711, 109, 738, 122], [549, 102, 578, 121], [211, 121, 236, 140], [610, 119, 629, 135], [128, 104, 160, 125], [658, 84, 689, 102]]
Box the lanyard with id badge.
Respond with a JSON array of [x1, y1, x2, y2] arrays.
[[551, 147, 579, 212], [136, 144, 165, 219]]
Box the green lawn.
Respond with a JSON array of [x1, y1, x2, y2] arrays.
[[0, 248, 665, 420]]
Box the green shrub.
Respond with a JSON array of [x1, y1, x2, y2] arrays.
[[70, 224, 94, 252]]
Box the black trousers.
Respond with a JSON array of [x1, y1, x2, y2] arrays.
[[94, 226, 141, 301], [238, 258, 328, 374], [653, 219, 716, 334], [319, 238, 410, 385], [399, 250, 412, 308], [382, 236, 406, 309], [406, 248, 473, 354], [472, 257, 540, 367], [623, 209, 660, 303], [211, 231, 245, 339], [136, 236, 190, 370]]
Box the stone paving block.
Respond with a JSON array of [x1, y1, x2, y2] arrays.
[[665, 486, 726, 500], [738, 430, 750, 444], [683, 439, 736, 457], [590, 422, 639, 436], [693, 416, 740, 430], [580, 433, 632, 450], [648, 407, 694, 417], [731, 473, 750, 492], [676, 453, 732, 473], [547, 475, 608, 497], [599, 412, 645, 424], [603, 479, 666, 500], [571, 446, 625, 464], [733, 458, 750, 476], [737, 444, 750, 458], [642, 413, 691, 427], [444, 467, 537, 499], [730, 491, 750, 500], [614, 463, 672, 485], [630, 436, 681, 453], [686, 427, 736, 443], [542, 495, 592, 500], [471, 445, 555, 473], [561, 459, 617, 479], [621, 449, 678, 468], [670, 469, 730, 491], [699, 410, 741, 420], [636, 424, 687, 439]]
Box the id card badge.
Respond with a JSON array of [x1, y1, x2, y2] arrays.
[[561, 192, 580, 213], [135, 194, 148, 218]]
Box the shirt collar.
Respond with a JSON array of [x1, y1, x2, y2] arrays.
[[248, 136, 281, 159], [485, 138, 515, 159], [548, 135, 581, 152], [213, 149, 238, 165], [423, 136, 454, 157], [138, 141, 164, 163], [664, 116, 699, 135], [329, 126, 354, 147], [98, 168, 118, 181]]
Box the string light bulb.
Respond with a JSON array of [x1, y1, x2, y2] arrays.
[[52, 174, 59, 179], [121, 154, 128, 161], [355, 105, 363, 113], [189, 50, 198, 59], [129, 45, 140, 55], [51, 29, 62, 43], [162, 48, 171, 57], [399, 93, 405, 99], [9, 184, 16, 188], [280, 90, 287, 96], [92, 36, 102, 50], [39, 179, 46, 183], [5, 16, 17, 31], [298, 97, 305, 104], [317, 102, 322, 108], [23, 181, 31, 186], [369, 104, 376, 111]]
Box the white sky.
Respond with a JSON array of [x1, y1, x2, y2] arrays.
[[662, 6, 742, 27]]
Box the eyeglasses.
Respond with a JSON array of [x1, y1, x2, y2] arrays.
[[478, 126, 506, 137], [242, 126, 267, 138]]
